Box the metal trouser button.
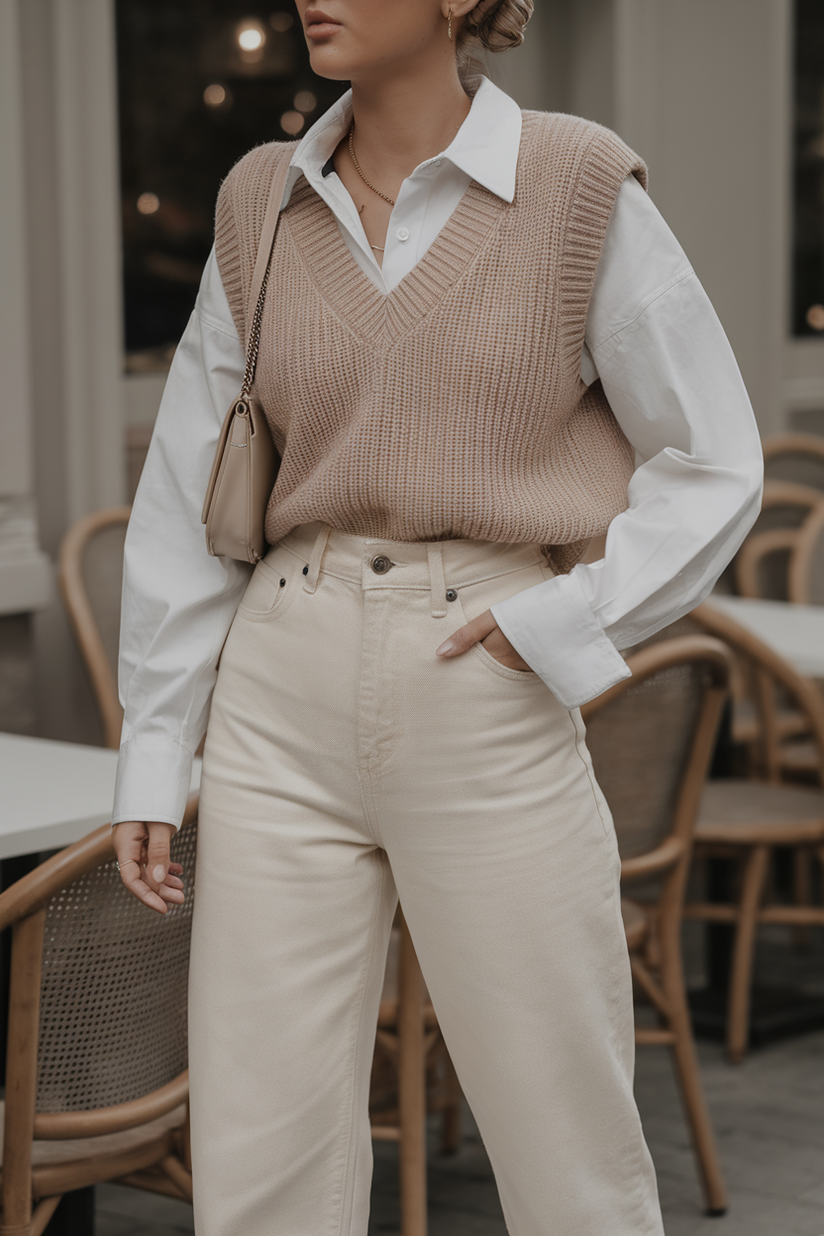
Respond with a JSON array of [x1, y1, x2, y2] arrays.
[[445, 589, 458, 602], [371, 556, 391, 575]]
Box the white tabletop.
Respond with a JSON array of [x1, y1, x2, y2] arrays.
[[705, 595, 824, 678], [0, 733, 201, 860]]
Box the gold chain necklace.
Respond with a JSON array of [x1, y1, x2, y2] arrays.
[[347, 121, 396, 207]]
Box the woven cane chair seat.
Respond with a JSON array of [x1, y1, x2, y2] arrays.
[[585, 660, 707, 864], [697, 781, 824, 846], [36, 823, 197, 1114]]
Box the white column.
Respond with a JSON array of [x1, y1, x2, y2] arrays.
[[0, 0, 51, 615], [10, 0, 126, 743], [53, 0, 126, 520]]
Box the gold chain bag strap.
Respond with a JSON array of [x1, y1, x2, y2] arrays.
[[201, 157, 292, 562]]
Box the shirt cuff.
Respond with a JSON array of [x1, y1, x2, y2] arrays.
[[112, 735, 196, 831], [490, 569, 632, 709]]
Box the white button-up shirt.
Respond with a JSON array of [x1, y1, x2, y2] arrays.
[[112, 78, 763, 829]]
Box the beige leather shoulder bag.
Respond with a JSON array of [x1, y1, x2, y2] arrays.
[[201, 156, 292, 563]]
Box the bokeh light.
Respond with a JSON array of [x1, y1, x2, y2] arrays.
[[806, 304, 824, 332], [294, 90, 317, 114], [280, 110, 305, 136], [136, 192, 160, 215], [203, 84, 227, 108], [238, 23, 265, 51]]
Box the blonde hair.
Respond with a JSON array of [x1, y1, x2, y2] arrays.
[[457, 0, 533, 91]]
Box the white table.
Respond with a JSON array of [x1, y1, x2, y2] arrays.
[[704, 595, 824, 678], [0, 732, 201, 860]]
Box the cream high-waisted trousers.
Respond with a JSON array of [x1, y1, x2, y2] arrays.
[[189, 522, 664, 1236]]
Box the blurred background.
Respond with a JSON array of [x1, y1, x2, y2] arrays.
[[1, 0, 822, 744]]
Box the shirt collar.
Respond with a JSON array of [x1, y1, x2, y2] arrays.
[[283, 77, 522, 207]]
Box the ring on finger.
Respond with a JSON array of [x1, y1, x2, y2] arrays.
[[116, 859, 140, 872]]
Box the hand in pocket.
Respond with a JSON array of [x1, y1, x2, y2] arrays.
[[436, 609, 532, 672]]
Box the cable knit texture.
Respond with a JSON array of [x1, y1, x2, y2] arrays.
[[214, 111, 646, 571]]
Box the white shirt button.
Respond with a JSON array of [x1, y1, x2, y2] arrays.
[[395, 226, 410, 242]]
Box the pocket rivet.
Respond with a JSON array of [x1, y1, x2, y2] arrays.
[[280, 578, 286, 587], [445, 588, 458, 602]]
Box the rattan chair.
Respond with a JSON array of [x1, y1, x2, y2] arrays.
[[789, 498, 824, 606], [58, 507, 131, 749], [716, 479, 822, 777], [371, 913, 462, 1236], [582, 634, 731, 1216], [734, 480, 824, 602], [0, 798, 197, 1235], [738, 432, 824, 604], [684, 603, 824, 1062], [762, 432, 824, 490]]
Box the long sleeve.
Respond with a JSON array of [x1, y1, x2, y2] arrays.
[[491, 175, 764, 708], [112, 249, 250, 828]]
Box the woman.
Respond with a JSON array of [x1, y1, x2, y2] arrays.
[[112, 1, 762, 1232]]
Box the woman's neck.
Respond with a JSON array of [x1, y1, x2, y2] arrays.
[[349, 65, 472, 187]]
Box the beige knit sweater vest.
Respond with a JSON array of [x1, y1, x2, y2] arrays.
[[214, 110, 647, 571]]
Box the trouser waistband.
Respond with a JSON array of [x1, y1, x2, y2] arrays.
[[272, 522, 550, 619]]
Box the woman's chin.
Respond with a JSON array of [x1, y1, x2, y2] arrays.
[[307, 46, 354, 82]]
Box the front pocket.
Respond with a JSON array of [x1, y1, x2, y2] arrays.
[[237, 557, 295, 621], [470, 640, 539, 682], [450, 561, 548, 685]]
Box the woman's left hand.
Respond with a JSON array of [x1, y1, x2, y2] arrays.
[[436, 609, 532, 671]]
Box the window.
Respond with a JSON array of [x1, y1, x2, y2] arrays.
[[793, 0, 824, 337], [116, 2, 346, 369]]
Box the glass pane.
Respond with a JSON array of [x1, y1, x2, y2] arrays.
[[116, 2, 346, 370], [793, 0, 824, 337]]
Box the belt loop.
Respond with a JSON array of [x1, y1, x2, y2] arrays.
[[427, 543, 448, 618], [304, 524, 331, 594]]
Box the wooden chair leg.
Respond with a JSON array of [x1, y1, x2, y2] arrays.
[[663, 952, 727, 1214], [727, 846, 770, 1063], [3, 911, 46, 1236], [398, 915, 427, 1236], [439, 1046, 462, 1156], [29, 1195, 63, 1236], [792, 849, 813, 950]]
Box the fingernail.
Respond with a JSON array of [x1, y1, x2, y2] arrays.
[[153, 865, 166, 882], [436, 640, 454, 657]]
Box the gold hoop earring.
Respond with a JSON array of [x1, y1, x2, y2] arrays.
[[448, 8, 453, 40]]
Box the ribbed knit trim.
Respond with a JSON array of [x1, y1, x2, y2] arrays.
[[283, 177, 507, 346], [214, 116, 646, 364], [553, 117, 648, 382], [215, 141, 295, 344]]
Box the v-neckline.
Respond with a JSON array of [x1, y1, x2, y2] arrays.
[[281, 171, 513, 345]]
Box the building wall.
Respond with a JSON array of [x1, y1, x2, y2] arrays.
[[498, 0, 821, 436]]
